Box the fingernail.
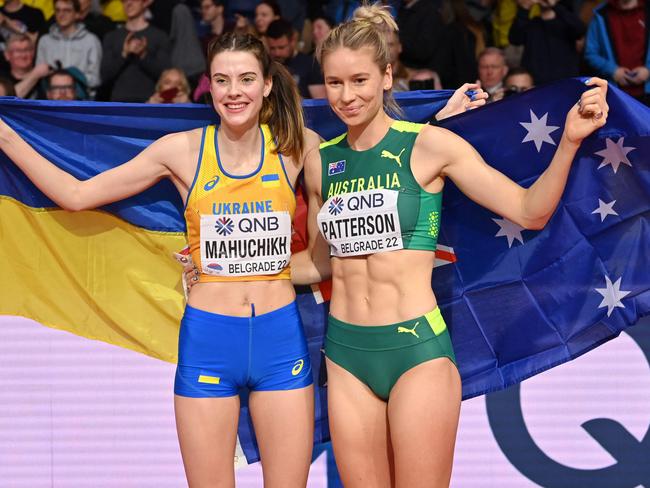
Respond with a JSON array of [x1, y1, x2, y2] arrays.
[[584, 78, 591, 84]]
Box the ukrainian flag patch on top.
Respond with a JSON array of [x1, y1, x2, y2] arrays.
[[261, 173, 280, 188]]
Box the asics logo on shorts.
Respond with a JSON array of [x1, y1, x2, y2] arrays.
[[380, 148, 405, 168], [292, 359, 304, 376], [397, 321, 420, 338]]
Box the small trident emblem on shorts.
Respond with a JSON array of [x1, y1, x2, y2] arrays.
[[397, 321, 420, 338], [380, 148, 405, 167]]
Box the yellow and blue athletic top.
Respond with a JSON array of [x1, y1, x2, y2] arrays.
[[317, 121, 441, 257], [185, 124, 295, 281]]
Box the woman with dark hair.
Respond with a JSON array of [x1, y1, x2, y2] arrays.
[[254, 0, 282, 36], [0, 32, 321, 487]]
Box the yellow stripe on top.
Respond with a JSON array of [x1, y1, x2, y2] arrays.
[[0, 196, 185, 363], [185, 125, 296, 282]]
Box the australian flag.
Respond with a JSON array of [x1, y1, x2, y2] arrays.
[[278, 79, 650, 463]]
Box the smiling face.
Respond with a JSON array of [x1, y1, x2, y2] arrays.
[[5, 39, 35, 71], [322, 46, 392, 128], [209, 50, 271, 130]]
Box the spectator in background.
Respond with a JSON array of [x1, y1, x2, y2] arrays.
[[585, 0, 650, 104], [45, 68, 77, 100], [503, 66, 534, 96], [77, 0, 116, 41], [387, 27, 410, 91], [100, 0, 170, 102], [408, 68, 443, 90], [397, 0, 446, 74], [266, 18, 325, 98], [36, 0, 102, 94], [509, 0, 585, 86], [310, 14, 333, 53], [277, 0, 306, 34], [478, 47, 508, 101], [254, 0, 281, 36], [199, 0, 232, 56], [0, 75, 16, 95], [0, 0, 47, 40], [149, 0, 205, 86], [1, 33, 49, 98], [436, 0, 482, 88], [147, 67, 190, 103]]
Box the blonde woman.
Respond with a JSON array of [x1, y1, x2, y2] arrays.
[[292, 3, 608, 487]]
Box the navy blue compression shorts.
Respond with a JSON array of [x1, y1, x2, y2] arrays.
[[174, 301, 313, 397]]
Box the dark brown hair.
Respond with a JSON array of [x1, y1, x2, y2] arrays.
[[206, 33, 305, 161]]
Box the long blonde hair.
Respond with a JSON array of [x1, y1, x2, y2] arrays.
[[317, 2, 403, 118], [206, 33, 305, 161]]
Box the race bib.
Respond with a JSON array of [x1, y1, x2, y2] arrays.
[[200, 211, 291, 277], [317, 189, 403, 257]]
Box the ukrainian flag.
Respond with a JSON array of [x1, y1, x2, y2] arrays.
[[0, 93, 449, 464], [261, 173, 280, 188], [0, 99, 220, 362]]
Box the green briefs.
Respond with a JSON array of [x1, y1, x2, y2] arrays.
[[325, 307, 456, 400]]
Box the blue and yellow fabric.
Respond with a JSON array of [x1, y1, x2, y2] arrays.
[[1, 83, 649, 462]]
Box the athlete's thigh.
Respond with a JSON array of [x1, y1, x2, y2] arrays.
[[174, 394, 240, 488], [387, 358, 461, 488], [248, 385, 314, 488], [326, 358, 393, 488]]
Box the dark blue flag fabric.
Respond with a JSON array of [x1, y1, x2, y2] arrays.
[[1, 80, 648, 464], [436, 79, 649, 399]]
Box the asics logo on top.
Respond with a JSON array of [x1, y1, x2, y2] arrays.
[[381, 148, 405, 167], [204, 175, 220, 191], [397, 321, 420, 338], [292, 359, 304, 376]]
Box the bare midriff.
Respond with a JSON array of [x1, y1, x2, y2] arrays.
[[329, 248, 437, 326], [187, 279, 295, 316]]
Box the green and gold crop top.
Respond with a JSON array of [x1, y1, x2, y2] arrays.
[[317, 121, 441, 257]]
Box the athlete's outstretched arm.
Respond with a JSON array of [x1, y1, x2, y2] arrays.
[[0, 118, 193, 211], [424, 78, 609, 229], [290, 144, 332, 286]]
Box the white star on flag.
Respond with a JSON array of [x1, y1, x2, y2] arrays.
[[493, 218, 525, 247], [595, 275, 631, 317], [591, 199, 618, 222], [520, 110, 560, 152], [594, 137, 635, 173]]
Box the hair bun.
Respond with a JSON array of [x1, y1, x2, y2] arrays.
[[352, 3, 398, 32]]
